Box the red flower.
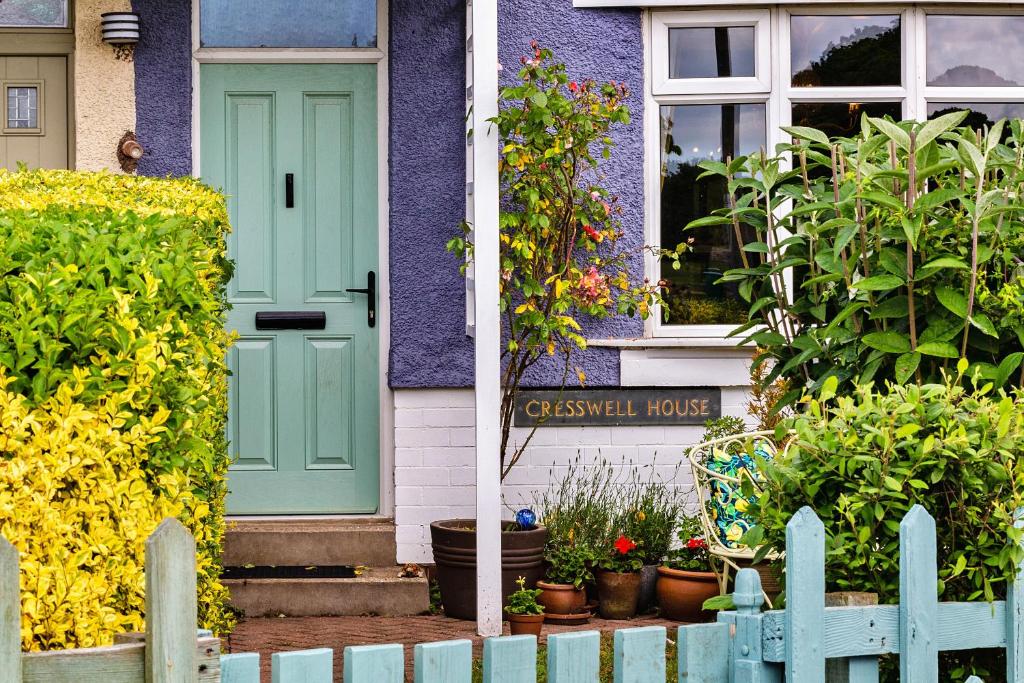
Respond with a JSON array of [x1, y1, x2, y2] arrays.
[[686, 537, 708, 549], [582, 224, 601, 241], [568, 81, 579, 93], [614, 535, 637, 555]]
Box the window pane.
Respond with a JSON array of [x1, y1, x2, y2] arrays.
[[668, 27, 756, 79], [791, 102, 902, 139], [927, 102, 1024, 131], [6, 87, 38, 129], [791, 15, 901, 87], [660, 104, 766, 326], [0, 0, 67, 27], [201, 0, 377, 48], [927, 16, 1024, 86]]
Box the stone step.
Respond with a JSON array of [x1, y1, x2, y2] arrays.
[[224, 518, 397, 568], [224, 567, 430, 617]]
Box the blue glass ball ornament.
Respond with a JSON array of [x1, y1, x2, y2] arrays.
[[515, 508, 537, 530]]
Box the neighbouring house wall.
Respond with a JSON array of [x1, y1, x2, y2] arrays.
[[73, 0, 136, 171], [388, 0, 645, 389], [394, 347, 754, 562], [131, 0, 192, 177]]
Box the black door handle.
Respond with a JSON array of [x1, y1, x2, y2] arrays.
[[285, 173, 295, 208], [345, 271, 376, 328]]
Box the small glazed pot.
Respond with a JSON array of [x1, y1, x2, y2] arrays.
[[595, 570, 642, 620], [537, 581, 587, 615], [656, 566, 720, 622], [637, 564, 659, 613], [507, 612, 545, 636]]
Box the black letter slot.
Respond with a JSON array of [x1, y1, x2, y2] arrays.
[[255, 311, 326, 330]]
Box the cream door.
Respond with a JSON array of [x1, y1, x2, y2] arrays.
[[0, 55, 67, 169]]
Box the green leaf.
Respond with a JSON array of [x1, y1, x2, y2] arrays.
[[917, 341, 960, 358], [862, 331, 912, 354], [529, 91, 548, 107], [895, 352, 921, 384], [852, 274, 904, 291], [684, 216, 733, 229], [782, 125, 831, 146], [869, 116, 912, 152], [914, 109, 970, 149], [969, 313, 998, 338], [919, 256, 969, 271], [936, 286, 968, 318], [996, 352, 1024, 387]]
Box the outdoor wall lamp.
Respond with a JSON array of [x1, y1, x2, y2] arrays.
[[100, 12, 140, 47]]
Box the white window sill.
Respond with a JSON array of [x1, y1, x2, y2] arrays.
[[587, 336, 752, 349]]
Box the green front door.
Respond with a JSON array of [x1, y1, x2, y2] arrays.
[[201, 64, 379, 514]]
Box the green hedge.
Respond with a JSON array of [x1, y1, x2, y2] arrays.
[[0, 169, 235, 645]]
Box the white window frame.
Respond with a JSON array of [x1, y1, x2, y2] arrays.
[[651, 10, 772, 95], [646, 4, 1024, 340]]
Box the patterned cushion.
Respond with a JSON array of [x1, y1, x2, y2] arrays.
[[706, 441, 773, 549]]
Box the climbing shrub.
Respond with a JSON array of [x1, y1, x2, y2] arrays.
[[0, 170, 234, 649]]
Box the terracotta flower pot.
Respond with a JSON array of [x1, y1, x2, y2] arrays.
[[507, 612, 545, 636], [595, 570, 642, 620], [536, 581, 587, 615], [656, 566, 720, 622]]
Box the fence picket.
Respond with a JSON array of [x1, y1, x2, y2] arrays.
[[1007, 511, 1024, 683], [843, 657, 879, 683], [732, 568, 781, 683], [612, 626, 665, 683], [271, 648, 332, 683], [145, 518, 198, 683], [899, 505, 938, 683], [220, 653, 259, 683], [482, 635, 537, 683], [413, 639, 472, 683], [785, 506, 825, 683], [678, 623, 729, 682], [0, 537, 19, 683], [547, 631, 600, 683], [343, 644, 403, 683]]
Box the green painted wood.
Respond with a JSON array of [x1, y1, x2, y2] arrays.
[[201, 62, 380, 514], [900, 505, 938, 682], [145, 518, 198, 683], [482, 635, 537, 683], [547, 631, 600, 683], [271, 648, 333, 683], [221, 653, 260, 683], [414, 640, 472, 683], [343, 644, 402, 683], [612, 626, 665, 683], [785, 506, 825, 683], [1006, 510, 1024, 682], [677, 623, 730, 682], [0, 537, 19, 683]]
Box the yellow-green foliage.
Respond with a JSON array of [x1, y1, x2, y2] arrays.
[[0, 169, 235, 650]]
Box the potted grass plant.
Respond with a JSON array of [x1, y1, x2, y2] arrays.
[[656, 517, 719, 622], [505, 576, 546, 636], [595, 534, 644, 619]]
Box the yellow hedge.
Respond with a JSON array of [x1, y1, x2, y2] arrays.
[[0, 169, 234, 650]]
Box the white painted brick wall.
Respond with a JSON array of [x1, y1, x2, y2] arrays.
[[393, 380, 753, 563]]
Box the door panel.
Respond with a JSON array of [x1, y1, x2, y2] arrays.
[[0, 55, 67, 170], [202, 64, 379, 514]]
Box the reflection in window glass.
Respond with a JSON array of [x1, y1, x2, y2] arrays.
[[791, 102, 902, 139], [0, 0, 67, 27], [927, 102, 1024, 132], [660, 104, 766, 326], [927, 16, 1024, 86], [6, 87, 39, 129], [668, 27, 756, 79], [201, 0, 377, 48], [791, 15, 901, 87]]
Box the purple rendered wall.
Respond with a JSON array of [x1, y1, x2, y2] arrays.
[[131, 0, 192, 177], [388, 0, 644, 388]]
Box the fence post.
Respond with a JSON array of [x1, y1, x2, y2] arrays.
[[899, 505, 938, 683], [344, 644, 403, 683], [146, 518, 198, 683], [547, 631, 600, 683], [414, 640, 472, 683], [786, 507, 825, 683], [482, 635, 537, 683], [0, 537, 19, 683], [731, 568, 780, 683], [1007, 509, 1024, 682], [613, 626, 665, 683]]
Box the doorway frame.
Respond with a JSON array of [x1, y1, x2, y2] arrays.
[[0, 1, 76, 168], [190, 0, 394, 518]]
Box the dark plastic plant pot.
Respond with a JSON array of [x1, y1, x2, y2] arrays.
[[430, 519, 548, 620]]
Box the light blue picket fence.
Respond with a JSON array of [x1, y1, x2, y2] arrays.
[[221, 504, 1021, 682]]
